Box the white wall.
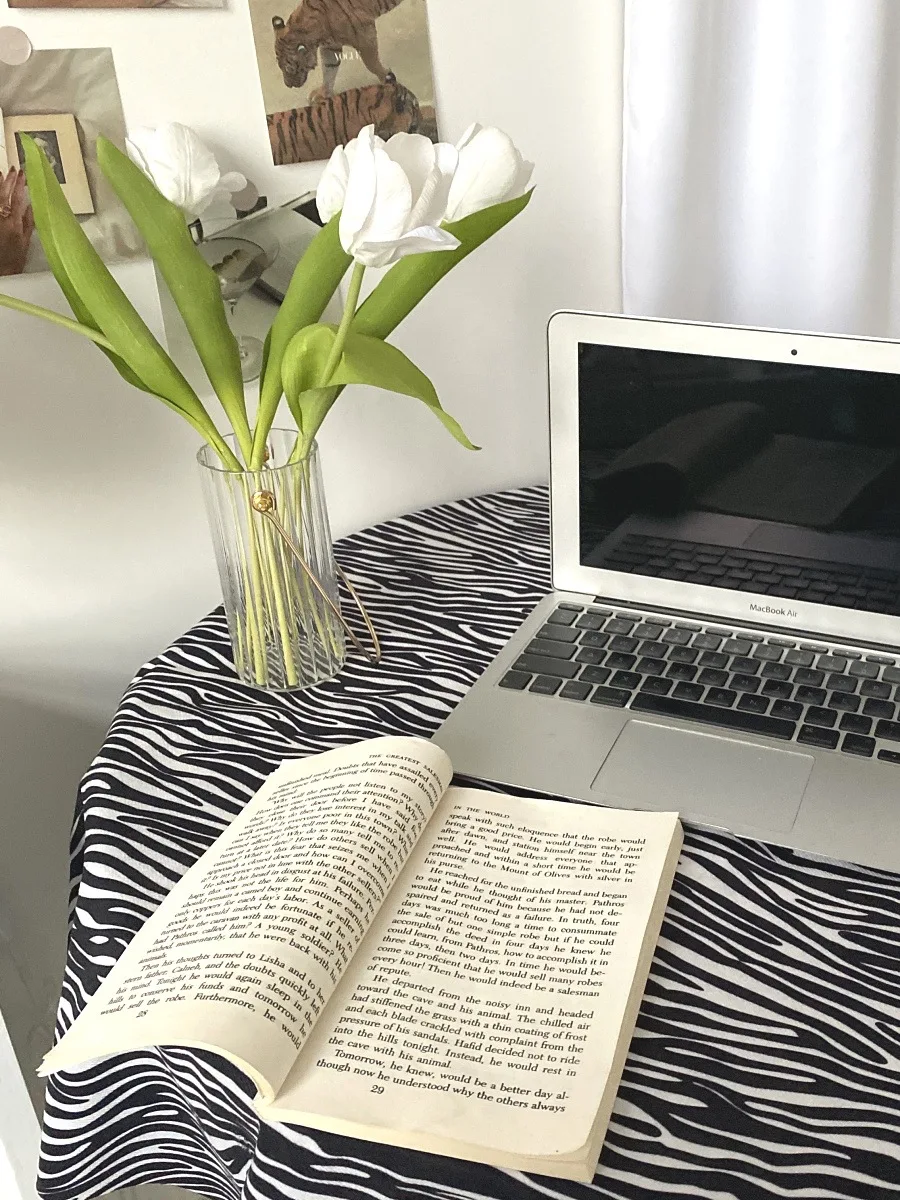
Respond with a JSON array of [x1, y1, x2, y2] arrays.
[[0, 0, 624, 721]]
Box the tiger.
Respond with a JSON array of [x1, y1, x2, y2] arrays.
[[267, 75, 421, 166], [272, 0, 404, 99]]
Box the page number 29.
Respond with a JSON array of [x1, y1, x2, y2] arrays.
[[371, 1084, 384, 1094]]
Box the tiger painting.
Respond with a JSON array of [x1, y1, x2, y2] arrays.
[[272, 0, 404, 99], [267, 74, 421, 165]]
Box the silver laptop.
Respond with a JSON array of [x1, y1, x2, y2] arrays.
[[434, 313, 900, 872]]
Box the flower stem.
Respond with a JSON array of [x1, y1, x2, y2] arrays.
[[319, 261, 365, 387]]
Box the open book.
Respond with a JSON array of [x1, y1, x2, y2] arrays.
[[41, 737, 682, 1182]]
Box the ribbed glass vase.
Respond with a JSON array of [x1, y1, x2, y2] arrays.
[[197, 430, 346, 691]]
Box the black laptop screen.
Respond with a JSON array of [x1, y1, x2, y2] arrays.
[[578, 342, 900, 615]]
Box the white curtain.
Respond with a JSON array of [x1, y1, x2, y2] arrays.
[[623, 0, 900, 337]]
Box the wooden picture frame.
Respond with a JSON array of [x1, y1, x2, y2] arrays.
[[3, 113, 94, 214]]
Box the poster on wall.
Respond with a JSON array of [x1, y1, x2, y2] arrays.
[[0, 49, 144, 275], [249, 0, 439, 166]]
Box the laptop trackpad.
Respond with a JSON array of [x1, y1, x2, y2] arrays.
[[591, 721, 813, 833]]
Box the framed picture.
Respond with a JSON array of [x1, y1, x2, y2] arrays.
[[0, 108, 7, 174], [4, 113, 94, 214], [250, 0, 439, 165]]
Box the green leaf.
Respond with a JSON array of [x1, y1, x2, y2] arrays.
[[96, 136, 251, 463], [21, 135, 237, 464], [22, 135, 148, 394], [251, 214, 351, 467], [282, 324, 477, 450], [352, 190, 533, 340]]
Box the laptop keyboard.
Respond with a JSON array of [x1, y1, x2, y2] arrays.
[[499, 602, 900, 763], [599, 533, 900, 614]]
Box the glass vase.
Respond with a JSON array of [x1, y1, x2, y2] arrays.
[[197, 430, 346, 691]]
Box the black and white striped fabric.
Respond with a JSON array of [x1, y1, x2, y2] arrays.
[[38, 487, 900, 1200]]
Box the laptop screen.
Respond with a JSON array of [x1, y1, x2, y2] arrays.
[[578, 342, 900, 616]]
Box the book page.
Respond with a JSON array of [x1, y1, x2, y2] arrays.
[[40, 737, 451, 1100], [270, 787, 681, 1159]]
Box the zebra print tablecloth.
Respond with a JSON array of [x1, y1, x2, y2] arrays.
[[38, 487, 900, 1200]]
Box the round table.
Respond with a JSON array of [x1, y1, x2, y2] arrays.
[[39, 488, 900, 1200]]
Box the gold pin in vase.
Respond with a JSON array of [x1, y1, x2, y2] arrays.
[[250, 490, 381, 664]]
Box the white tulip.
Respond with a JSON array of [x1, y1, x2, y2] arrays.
[[126, 123, 247, 218], [443, 124, 534, 223], [316, 126, 460, 268]]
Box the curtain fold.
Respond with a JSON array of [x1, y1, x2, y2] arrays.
[[623, 0, 900, 337]]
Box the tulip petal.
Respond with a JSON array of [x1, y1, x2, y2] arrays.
[[317, 144, 350, 223], [384, 132, 436, 207], [409, 142, 458, 229], [354, 140, 412, 249], [340, 126, 379, 255], [445, 127, 523, 222], [455, 122, 482, 152], [356, 225, 460, 267]]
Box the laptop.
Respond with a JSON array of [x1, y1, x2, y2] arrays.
[[434, 313, 900, 872]]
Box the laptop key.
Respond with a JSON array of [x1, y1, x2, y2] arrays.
[[738, 694, 770, 714], [722, 638, 753, 656], [513, 654, 580, 679], [582, 631, 614, 650], [667, 663, 698, 681], [559, 681, 593, 701], [706, 687, 737, 707], [882, 667, 900, 685], [631, 692, 796, 740], [538, 624, 580, 643], [530, 675, 562, 695], [611, 671, 642, 690], [842, 733, 876, 758], [753, 644, 784, 661], [827, 674, 858, 694], [785, 649, 815, 667], [634, 657, 667, 677], [606, 652, 637, 670], [699, 668, 729, 687], [580, 666, 612, 685], [817, 655, 849, 673], [526, 639, 577, 660], [676, 621, 702, 631], [848, 660, 880, 679], [805, 706, 837, 728], [731, 674, 760, 693], [692, 633, 723, 651], [798, 725, 840, 750], [771, 700, 803, 721], [668, 646, 699, 663], [607, 635, 639, 653], [662, 627, 693, 645], [590, 686, 629, 708], [762, 662, 793, 681], [731, 657, 760, 675], [840, 713, 872, 734], [878, 748, 900, 764], [699, 651, 729, 669], [763, 680, 793, 699], [557, 602, 584, 611], [861, 680, 891, 699], [634, 623, 665, 640], [575, 647, 607, 666], [795, 668, 825, 686], [641, 676, 674, 696], [605, 618, 636, 635], [828, 693, 860, 713], [500, 670, 531, 690], [548, 608, 579, 626], [673, 681, 705, 701], [574, 612, 607, 631], [864, 699, 896, 720]]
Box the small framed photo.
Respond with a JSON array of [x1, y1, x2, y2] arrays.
[[3, 113, 94, 214]]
